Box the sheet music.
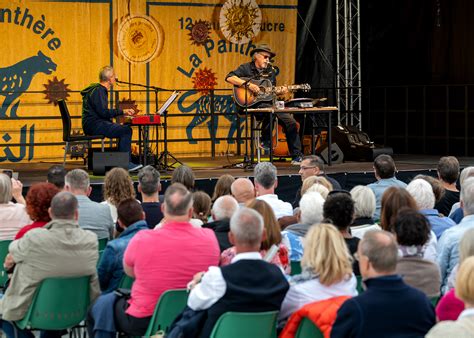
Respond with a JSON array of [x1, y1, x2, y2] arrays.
[[158, 91, 180, 115]]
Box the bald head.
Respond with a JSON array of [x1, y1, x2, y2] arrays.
[[163, 183, 193, 217], [231, 178, 255, 204]]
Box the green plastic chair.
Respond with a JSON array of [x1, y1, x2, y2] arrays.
[[430, 296, 440, 307], [356, 276, 364, 294], [209, 311, 279, 338], [295, 317, 324, 338], [0, 240, 12, 287], [98, 237, 108, 251], [16, 276, 91, 331], [144, 288, 189, 336], [291, 261, 302, 276], [118, 274, 135, 289]]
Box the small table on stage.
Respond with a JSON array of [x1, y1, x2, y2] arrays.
[[124, 115, 161, 166], [246, 106, 338, 166]]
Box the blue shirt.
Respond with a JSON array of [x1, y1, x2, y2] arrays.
[[367, 177, 407, 220], [449, 207, 464, 224], [437, 214, 474, 293], [97, 220, 148, 293], [420, 209, 456, 239], [281, 231, 304, 262]]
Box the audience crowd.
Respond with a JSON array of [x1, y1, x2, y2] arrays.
[[1, 153, 474, 338]]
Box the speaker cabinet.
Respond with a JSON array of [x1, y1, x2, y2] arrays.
[[92, 151, 128, 176], [332, 125, 393, 161], [320, 143, 344, 164]]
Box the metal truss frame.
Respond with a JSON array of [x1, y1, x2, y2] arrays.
[[336, 0, 362, 128]]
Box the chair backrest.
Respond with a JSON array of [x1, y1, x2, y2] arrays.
[[291, 261, 302, 276], [356, 275, 364, 294], [144, 289, 189, 336], [118, 274, 135, 289], [57, 99, 72, 142], [0, 240, 12, 287], [295, 317, 324, 338], [430, 296, 440, 307], [16, 276, 91, 330], [98, 237, 108, 251], [209, 311, 278, 338]]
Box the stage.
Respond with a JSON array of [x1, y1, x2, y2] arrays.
[[5, 154, 471, 204]]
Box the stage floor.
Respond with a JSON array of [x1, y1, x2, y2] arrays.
[[3, 154, 472, 186]]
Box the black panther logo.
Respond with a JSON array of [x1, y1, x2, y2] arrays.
[[0, 51, 57, 118]]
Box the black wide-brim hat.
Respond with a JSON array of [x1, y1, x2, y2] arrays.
[[250, 43, 276, 58]]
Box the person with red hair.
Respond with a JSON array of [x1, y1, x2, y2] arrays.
[[15, 182, 60, 239]]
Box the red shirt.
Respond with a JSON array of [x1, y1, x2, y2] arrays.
[[124, 221, 220, 317], [15, 221, 48, 240]]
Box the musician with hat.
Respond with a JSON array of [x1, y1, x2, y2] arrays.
[[226, 44, 303, 165]]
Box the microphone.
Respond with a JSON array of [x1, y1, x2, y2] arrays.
[[115, 78, 124, 83]]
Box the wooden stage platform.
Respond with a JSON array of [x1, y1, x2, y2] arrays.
[[3, 154, 472, 204], [4, 154, 471, 185]]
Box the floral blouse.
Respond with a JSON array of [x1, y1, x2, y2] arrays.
[[220, 243, 291, 274]]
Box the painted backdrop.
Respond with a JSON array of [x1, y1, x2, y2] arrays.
[[0, 0, 297, 163]]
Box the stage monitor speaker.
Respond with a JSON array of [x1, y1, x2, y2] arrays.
[[320, 143, 344, 164], [331, 125, 393, 161], [92, 151, 128, 176]]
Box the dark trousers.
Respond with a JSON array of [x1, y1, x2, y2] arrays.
[[114, 296, 151, 336], [259, 112, 302, 158], [84, 121, 133, 159], [1, 320, 64, 338]]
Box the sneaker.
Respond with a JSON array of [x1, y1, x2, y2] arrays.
[[128, 162, 143, 172], [291, 156, 303, 166]]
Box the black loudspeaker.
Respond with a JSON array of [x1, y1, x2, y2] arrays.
[[331, 125, 393, 162], [92, 151, 129, 176]]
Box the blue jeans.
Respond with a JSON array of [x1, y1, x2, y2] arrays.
[[1, 320, 64, 338], [84, 121, 133, 159]]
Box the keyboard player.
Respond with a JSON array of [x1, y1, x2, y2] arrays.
[[81, 66, 143, 172]]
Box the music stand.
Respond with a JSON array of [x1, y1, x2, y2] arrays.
[[156, 91, 182, 172]]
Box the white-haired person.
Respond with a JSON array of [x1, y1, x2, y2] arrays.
[[438, 177, 474, 293], [407, 178, 455, 239], [205, 195, 239, 252], [185, 207, 290, 338], [349, 185, 380, 239], [0, 173, 31, 240], [281, 192, 325, 262], [279, 223, 357, 321], [427, 256, 474, 337]]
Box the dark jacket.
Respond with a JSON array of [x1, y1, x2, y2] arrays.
[[97, 220, 148, 293], [204, 219, 231, 252], [199, 259, 289, 338], [331, 275, 435, 338], [81, 83, 122, 132]]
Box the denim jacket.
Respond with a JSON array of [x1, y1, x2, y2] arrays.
[[98, 220, 148, 293], [437, 214, 474, 293]]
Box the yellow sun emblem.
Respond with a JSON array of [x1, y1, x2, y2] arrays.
[[220, 0, 262, 44]]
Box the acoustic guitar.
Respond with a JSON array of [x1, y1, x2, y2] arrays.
[[272, 122, 301, 157], [233, 78, 311, 108]]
